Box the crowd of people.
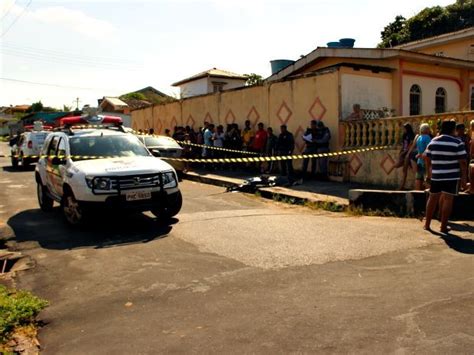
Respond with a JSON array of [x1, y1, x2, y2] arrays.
[[155, 119, 332, 182], [395, 120, 473, 193]]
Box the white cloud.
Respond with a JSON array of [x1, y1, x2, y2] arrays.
[[7, 3, 117, 40]]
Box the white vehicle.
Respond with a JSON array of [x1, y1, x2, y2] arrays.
[[10, 122, 52, 168], [35, 117, 182, 225]]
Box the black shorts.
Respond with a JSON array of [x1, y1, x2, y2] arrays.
[[429, 180, 459, 195]]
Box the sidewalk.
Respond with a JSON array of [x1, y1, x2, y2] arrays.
[[183, 168, 474, 219], [183, 169, 382, 208]]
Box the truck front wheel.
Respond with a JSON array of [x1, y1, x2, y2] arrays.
[[151, 191, 182, 219], [62, 190, 87, 225]]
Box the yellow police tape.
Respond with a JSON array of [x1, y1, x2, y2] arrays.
[[2, 146, 389, 163], [177, 141, 260, 155], [60, 124, 262, 155], [133, 130, 260, 155]]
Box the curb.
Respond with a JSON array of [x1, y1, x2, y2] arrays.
[[182, 171, 349, 210], [183, 171, 243, 189]]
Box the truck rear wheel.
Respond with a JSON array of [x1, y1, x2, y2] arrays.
[[11, 155, 18, 168], [37, 182, 54, 212]]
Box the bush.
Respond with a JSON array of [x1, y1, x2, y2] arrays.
[[0, 286, 48, 341]]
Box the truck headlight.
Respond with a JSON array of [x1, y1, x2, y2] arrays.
[[162, 172, 177, 189], [86, 177, 111, 190]]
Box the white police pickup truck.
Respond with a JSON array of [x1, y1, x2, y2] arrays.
[[35, 116, 182, 225], [10, 121, 51, 169]]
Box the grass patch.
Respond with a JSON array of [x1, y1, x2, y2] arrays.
[[304, 200, 346, 213], [346, 205, 401, 217], [0, 136, 10, 143], [270, 193, 346, 213], [0, 285, 48, 345]]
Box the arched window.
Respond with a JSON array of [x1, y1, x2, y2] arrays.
[[435, 87, 447, 113], [409, 84, 421, 116]]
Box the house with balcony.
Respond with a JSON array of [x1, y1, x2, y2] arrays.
[[172, 68, 247, 98], [266, 29, 474, 120], [132, 29, 474, 188]]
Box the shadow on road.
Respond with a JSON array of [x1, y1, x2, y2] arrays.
[[7, 208, 176, 250], [2, 165, 36, 173], [429, 222, 474, 255]]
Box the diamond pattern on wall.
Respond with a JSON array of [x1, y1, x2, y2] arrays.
[[145, 119, 151, 129], [349, 154, 363, 175], [277, 101, 292, 126], [225, 110, 236, 124], [186, 114, 196, 128], [155, 119, 163, 134], [294, 126, 305, 153], [170, 116, 178, 129], [380, 154, 396, 175], [308, 97, 327, 120], [204, 112, 213, 123], [247, 106, 260, 127]]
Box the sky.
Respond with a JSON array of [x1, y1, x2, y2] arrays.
[[0, 0, 456, 109]]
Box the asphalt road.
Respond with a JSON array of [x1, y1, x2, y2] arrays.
[[0, 143, 473, 354]]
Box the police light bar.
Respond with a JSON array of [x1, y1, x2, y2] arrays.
[[58, 115, 123, 127], [24, 124, 54, 131]]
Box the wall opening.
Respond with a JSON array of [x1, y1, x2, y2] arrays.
[[435, 87, 447, 113], [409, 84, 421, 116]]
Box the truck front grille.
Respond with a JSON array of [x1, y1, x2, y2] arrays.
[[110, 173, 161, 190]]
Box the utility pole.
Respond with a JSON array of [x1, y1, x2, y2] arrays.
[[74, 97, 81, 111]]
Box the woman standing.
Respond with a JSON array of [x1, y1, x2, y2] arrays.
[[414, 123, 432, 190], [397, 123, 416, 190]]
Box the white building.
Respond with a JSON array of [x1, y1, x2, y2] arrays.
[[172, 68, 247, 98]]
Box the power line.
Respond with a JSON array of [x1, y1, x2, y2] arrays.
[[0, 0, 20, 21], [0, 49, 140, 70], [0, 77, 125, 92], [2, 42, 139, 65], [0, 0, 32, 38]]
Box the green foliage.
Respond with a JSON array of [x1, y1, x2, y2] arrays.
[[378, 0, 474, 48], [0, 286, 48, 342], [120, 92, 148, 101], [27, 101, 43, 113], [13, 113, 26, 120], [245, 73, 264, 86], [378, 15, 407, 48], [62, 104, 72, 112]]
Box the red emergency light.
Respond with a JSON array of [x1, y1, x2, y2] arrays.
[[58, 115, 123, 127], [23, 124, 54, 131]]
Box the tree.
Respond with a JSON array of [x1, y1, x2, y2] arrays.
[[378, 0, 474, 48], [27, 101, 43, 113], [62, 104, 72, 112], [378, 15, 407, 48], [120, 92, 148, 101], [245, 73, 264, 86]]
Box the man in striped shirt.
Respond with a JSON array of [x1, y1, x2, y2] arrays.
[[424, 120, 468, 233]]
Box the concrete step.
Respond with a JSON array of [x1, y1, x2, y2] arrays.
[[349, 189, 474, 220]]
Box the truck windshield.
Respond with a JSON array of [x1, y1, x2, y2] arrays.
[[69, 135, 150, 160]]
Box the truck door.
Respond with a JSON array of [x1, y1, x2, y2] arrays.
[[45, 136, 60, 198]]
